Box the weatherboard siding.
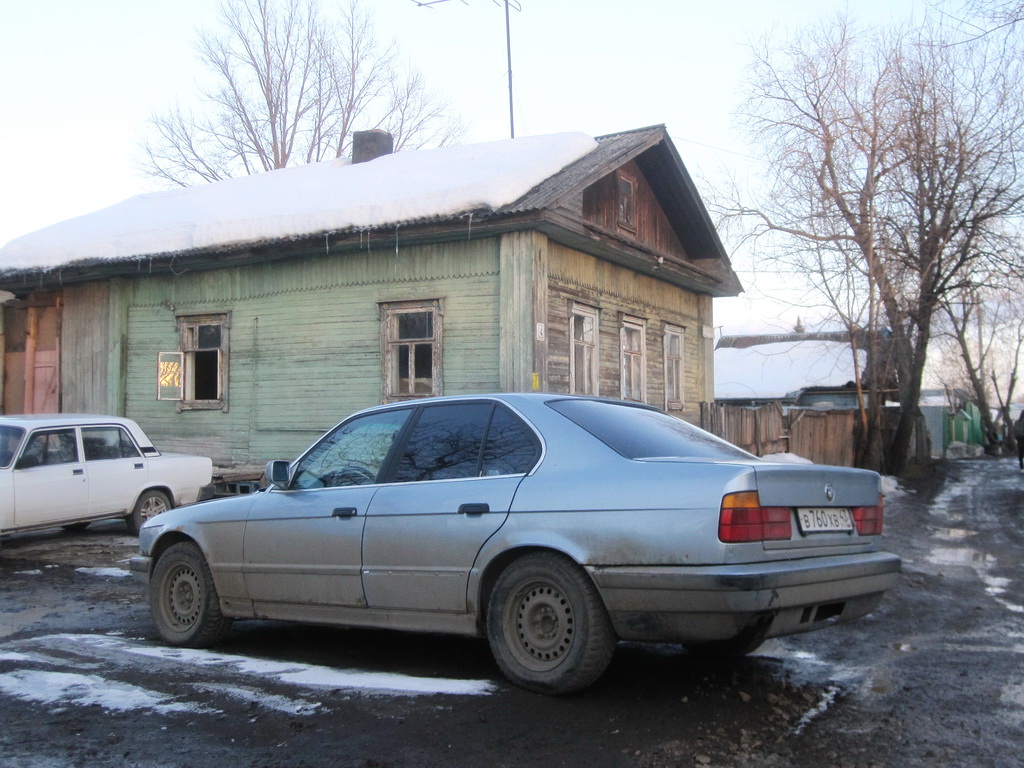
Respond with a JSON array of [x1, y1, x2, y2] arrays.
[[545, 242, 709, 421], [119, 239, 503, 465], [61, 282, 111, 413]]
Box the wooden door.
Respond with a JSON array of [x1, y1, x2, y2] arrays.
[[2, 293, 62, 414]]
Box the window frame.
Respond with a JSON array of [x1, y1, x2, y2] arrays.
[[81, 425, 142, 461], [158, 313, 229, 412], [664, 324, 685, 410], [17, 428, 79, 468], [387, 401, 541, 484], [620, 315, 647, 403], [617, 172, 637, 232], [569, 303, 600, 396], [288, 407, 415, 490], [380, 299, 444, 402]]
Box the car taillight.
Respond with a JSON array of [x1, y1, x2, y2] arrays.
[[718, 491, 792, 543], [853, 498, 884, 536]]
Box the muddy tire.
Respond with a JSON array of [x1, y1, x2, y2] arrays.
[[149, 542, 232, 647], [487, 552, 616, 695], [128, 490, 171, 535]]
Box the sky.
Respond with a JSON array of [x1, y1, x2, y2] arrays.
[[0, 0, 957, 335]]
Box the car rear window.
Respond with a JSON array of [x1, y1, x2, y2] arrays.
[[547, 399, 755, 461]]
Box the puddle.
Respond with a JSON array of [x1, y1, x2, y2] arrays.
[[933, 527, 977, 541], [927, 547, 995, 567]]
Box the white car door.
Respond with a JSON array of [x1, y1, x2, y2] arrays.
[[12, 427, 88, 528], [81, 425, 148, 516]]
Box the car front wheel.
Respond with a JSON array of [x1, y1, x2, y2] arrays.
[[149, 542, 232, 647], [487, 552, 616, 695], [128, 490, 171, 535]]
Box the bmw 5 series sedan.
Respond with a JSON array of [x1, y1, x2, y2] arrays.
[[132, 394, 900, 694]]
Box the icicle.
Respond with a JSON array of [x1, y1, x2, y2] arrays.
[[466, 212, 473, 240], [325, 233, 330, 256]]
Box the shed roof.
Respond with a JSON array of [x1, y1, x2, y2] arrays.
[[714, 336, 863, 400]]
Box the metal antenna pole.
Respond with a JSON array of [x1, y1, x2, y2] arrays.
[[411, 0, 519, 138], [504, 0, 514, 138]]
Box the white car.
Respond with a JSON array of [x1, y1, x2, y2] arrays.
[[0, 414, 213, 537]]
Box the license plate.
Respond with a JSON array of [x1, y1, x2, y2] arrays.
[[797, 507, 853, 534]]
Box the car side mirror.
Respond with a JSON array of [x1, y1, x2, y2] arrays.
[[265, 460, 292, 488]]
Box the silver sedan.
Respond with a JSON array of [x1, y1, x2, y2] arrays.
[[132, 394, 900, 694]]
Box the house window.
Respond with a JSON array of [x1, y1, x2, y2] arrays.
[[617, 174, 636, 231], [569, 303, 599, 395], [620, 316, 646, 403], [664, 325, 685, 409], [158, 314, 228, 410], [382, 300, 442, 400]]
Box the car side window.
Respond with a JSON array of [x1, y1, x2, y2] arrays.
[[82, 426, 142, 461], [394, 403, 492, 482], [481, 406, 540, 476], [290, 409, 412, 490], [18, 429, 79, 468]]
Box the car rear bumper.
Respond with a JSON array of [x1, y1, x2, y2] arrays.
[[588, 551, 902, 643]]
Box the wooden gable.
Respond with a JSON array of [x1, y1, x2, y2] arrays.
[[580, 159, 690, 263]]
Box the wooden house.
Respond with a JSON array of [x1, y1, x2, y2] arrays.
[[0, 125, 741, 478]]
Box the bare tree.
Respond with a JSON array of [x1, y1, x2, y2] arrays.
[[141, 0, 465, 186], [934, 279, 1024, 449], [727, 15, 1024, 473], [959, 0, 1024, 33]]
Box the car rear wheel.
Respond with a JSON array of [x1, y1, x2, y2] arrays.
[[487, 552, 616, 694], [128, 490, 171, 535], [149, 542, 232, 647]]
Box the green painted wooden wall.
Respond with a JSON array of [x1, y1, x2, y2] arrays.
[[119, 239, 503, 465]]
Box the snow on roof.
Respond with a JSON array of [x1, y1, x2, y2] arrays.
[[0, 132, 598, 272], [714, 338, 862, 400]]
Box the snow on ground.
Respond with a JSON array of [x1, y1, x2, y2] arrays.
[[881, 475, 907, 498], [760, 452, 813, 464], [0, 633, 494, 719], [0, 132, 597, 271], [0, 669, 214, 714], [74, 567, 131, 578]]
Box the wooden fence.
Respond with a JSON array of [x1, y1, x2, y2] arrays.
[[787, 409, 857, 467], [700, 402, 929, 468], [700, 402, 856, 466], [699, 401, 788, 457]]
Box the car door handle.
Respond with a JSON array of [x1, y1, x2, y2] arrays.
[[72, 469, 85, 476], [134, 463, 144, 470], [458, 503, 490, 515], [332, 507, 358, 518]]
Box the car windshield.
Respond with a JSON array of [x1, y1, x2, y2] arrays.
[[547, 399, 756, 461], [0, 425, 26, 469]]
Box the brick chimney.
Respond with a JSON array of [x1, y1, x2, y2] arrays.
[[352, 130, 394, 164]]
